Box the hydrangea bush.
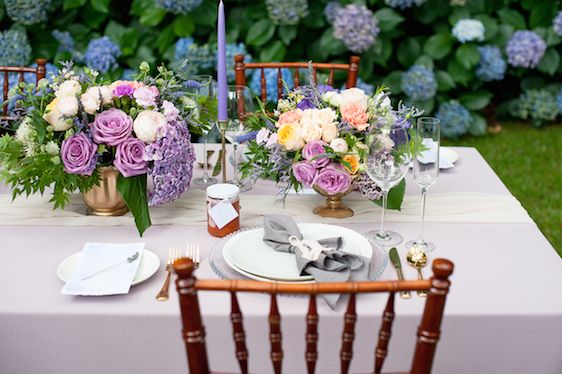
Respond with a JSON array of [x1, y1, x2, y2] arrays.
[[1, 0, 561, 135]]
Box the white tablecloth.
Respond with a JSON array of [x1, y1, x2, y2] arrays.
[[0, 146, 560, 374]]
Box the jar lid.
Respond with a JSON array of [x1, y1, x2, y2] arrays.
[[206, 183, 240, 200]]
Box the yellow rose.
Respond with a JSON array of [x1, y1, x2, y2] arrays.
[[277, 123, 304, 151], [342, 154, 360, 174], [43, 98, 72, 131]]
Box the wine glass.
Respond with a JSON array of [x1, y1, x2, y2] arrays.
[[217, 85, 254, 191], [364, 117, 411, 247], [190, 75, 218, 188], [406, 117, 440, 252]]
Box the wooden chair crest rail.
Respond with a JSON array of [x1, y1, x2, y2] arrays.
[[234, 54, 361, 103], [174, 257, 454, 374], [0, 58, 47, 124]]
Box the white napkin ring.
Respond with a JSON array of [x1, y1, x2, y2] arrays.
[[288, 236, 326, 261]]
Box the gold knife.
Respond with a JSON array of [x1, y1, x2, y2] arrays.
[[389, 247, 411, 299]]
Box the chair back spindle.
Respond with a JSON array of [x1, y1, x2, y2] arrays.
[[174, 258, 454, 374]]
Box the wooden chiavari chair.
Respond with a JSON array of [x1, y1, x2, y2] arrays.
[[174, 257, 454, 374], [234, 55, 361, 103]]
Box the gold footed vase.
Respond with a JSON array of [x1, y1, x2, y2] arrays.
[[312, 185, 354, 218], [82, 167, 129, 216]]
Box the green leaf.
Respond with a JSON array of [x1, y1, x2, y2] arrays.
[[318, 28, 347, 57], [423, 34, 454, 60], [415, 55, 434, 70], [156, 23, 175, 55], [383, 71, 403, 94], [173, 15, 195, 37], [105, 21, 126, 43], [448, 7, 471, 26], [397, 38, 421, 68], [411, 99, 435, 116], [529, 2, 557, 29], [121, 28, 140, 56], [546, 27, 562, 47], [537, 48, 560, 76], [117, 174, 151, 236], [140, 7, 166, 27], [90, 0, 110, 13], [459, 90, 492, 110], [491, 24, 514, 47], [374, 8, 404, 32], [497, 8, 526, 30], [64, 0, 87, 10], [278, 26, 297, 45], [259, 41, 286, 62], [246, 19, 275, 47], [374, 179, 406, 210], [474, 15, 498, 41], [447, 59, 472, 86], [455, 44, 480, 70], [468, 113, 487, 136], [436, 70, 456, 91]]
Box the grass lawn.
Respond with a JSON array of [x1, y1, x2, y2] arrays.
[[444, 122, 561, 257]]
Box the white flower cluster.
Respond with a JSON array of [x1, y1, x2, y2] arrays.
[[15, 117, 38, 157], [452, 19, 485, 43]]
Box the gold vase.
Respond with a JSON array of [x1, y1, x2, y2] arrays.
[[312, 185, 354, 218], [82, 167, 128, 216]]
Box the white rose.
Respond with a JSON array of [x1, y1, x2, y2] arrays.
[[99, 85, 114, 105], [56, 96, 79, 116], [317, 108, 338, 127], [80, 89, 101, 115], [330, 138, 348, 153], [55, 80, 81, 98], [300, 108, 322, 127], [339, 87, 368, 111], [300, 123, 323, 142], [43, 110, 71, 131], [284, 137, 305, 151], [322, 91, 338, 105], [133, 110, 167, 143], [321, 123, 339, 143]]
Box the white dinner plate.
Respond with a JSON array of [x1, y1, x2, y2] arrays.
[[57, 249, 160, 286], [223, 223, 373, 282], [224, 257, 315, 283], [409, 147, 459, 169]]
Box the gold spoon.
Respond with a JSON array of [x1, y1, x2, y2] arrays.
[[406, 246, 428, 297]]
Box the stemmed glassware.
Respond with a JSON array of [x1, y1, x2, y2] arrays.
[[364, 117, 411, 247], [406, 117, 440, 252], [188, 75, 218, 188], [217, 85, 254, 191]]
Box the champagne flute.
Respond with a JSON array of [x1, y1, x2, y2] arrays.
[[190, 75, 218, 188], [217, 85, 254, 191], [364, 118, 411, 247], [406, 117, 440, 252]]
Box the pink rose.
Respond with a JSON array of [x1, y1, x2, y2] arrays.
[[277, 109, 303, 127], [341, 102, 369, 131], [133, 86, 159, 108]]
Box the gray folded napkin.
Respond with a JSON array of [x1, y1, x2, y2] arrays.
[[262, 215, 370, 309]]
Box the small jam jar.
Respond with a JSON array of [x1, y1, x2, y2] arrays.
[[206, 183, 240, 238]]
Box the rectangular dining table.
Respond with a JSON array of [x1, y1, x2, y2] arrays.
[[0, 145, 560, 374]]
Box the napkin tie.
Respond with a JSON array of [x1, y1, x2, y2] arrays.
[[262, 215, 369, 308]]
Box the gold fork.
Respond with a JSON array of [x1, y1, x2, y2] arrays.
[[155, 247, 181, 302], [186, 242, 200, 267]]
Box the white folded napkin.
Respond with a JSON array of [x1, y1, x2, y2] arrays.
[[62, 243, 145, 296], [414, 141, 456, 169]]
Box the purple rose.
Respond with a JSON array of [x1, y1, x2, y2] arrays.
[[313, 164, 351, 194], [60, 133, 98, 176], [114, 137, 148, 177], [292, 161, 317, 186], [113, 84, 134, 98], [91, 108, 133, 146], [302, 140, 330, 168]]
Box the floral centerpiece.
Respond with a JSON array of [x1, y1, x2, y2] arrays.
[[240, 79, 419, 216], [0, 62, 201, 236]]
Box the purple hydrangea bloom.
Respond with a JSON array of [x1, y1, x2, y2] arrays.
[[146, 120, 195, 206], [352, 172, 382, 201], [476, 46, 507, 81], [52, 30, 74, 53], [324, 1, 342, 24], [506, 31, 546, 69], [333, 4, 379, 53], [84, 36, 121, 73], [553, 11, 562, 36]]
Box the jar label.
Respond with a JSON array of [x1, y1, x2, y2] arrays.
[[208, 201, 239, 229]]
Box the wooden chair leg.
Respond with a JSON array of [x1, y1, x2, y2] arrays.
[[346, 56, 360, 88]]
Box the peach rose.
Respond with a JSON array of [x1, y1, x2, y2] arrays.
[[277, 109, 303, 127], [342, 154, 360, 174], [339, 87, 368, 111], [341, 102, 369, 131]]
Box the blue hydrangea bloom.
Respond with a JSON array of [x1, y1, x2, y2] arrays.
[[557, 89, 562, 114], [0, 30, 32, 66], [553, 11, 562, 36], [324, 1, 342, 24], [224, 43, 252, 83], [155, 0, 202, 15], [476, 46, 507, 81], [121, 69, 138, 81], [250, 68, 294, 103], [511, 89, 559, 127], [174, 38, 215, 76], [452, 19, 485, 43], [84, 36, 121, 73], [333, 4, 380, 53], [435, 101, 472, 139], [174, 37, 195, 61], [506, 31, 546, 69], [385, 0, 425, 9], [401, 65, 437, 101], [4, 0, 51, 25], [265, 0, 309, 26], [52, 30, 74, 53]]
